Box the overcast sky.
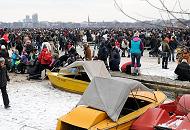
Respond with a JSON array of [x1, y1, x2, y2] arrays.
[[0, 0, 190, 22]]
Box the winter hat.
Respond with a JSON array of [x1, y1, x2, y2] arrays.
[[42, 44, 47, 49], [0, 57, 5, 62], [182, 59, 187, 63], [1, 45, 6, 49], [134, 31, 140, 37], [25, 40, 31, 45]]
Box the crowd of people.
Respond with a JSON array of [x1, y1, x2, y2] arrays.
[[0, 27, 190, 108], [0, 28, 189, 72], [0, 28, 190, 76]]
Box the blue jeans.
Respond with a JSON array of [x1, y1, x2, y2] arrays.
[[131, 53, 141, 67], [169, 49, 175, 61], [94, 41, 99, 50]]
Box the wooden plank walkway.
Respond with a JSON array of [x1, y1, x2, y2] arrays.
[[110, 71, 190, 94]]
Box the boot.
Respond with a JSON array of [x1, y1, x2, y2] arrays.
[[4, 105, 11, 109], [162, 61, 165, 69], [136, 67, 141, 76], [164, 61, 169, 69], [131, 67, 134, 75], [158, 56, 160, 64]]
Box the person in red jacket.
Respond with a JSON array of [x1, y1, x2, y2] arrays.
[[38, 45, 52, 71], [2, 33, 9, 44], [115, 40, 120, 48]]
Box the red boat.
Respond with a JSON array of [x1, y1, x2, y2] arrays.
[[131, 94, 190, 130]]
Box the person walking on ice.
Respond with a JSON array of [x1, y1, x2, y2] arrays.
[[0, 57, 10, 109]]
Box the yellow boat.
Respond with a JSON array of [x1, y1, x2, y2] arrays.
[[47, 61, 111, 94], [56, 77, 167, 130]]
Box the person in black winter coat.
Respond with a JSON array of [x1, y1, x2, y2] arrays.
[[15, 40, 23, 56], [25, 44, 34, 55], [109, 47, 121, 71], [0, 45, 10, 71], [0, 57, 10, 109], [169, 37, 178, 62], [174, 59, 190, 81], [98, 41, 109, 69]]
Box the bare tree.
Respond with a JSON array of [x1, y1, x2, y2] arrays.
[[113, 0, 167, 28], [158, 0, 187, 27], [144, 0, 190, 15]]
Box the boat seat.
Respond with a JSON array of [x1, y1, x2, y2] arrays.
[[176, 95, 190, 116], [120, 107, 136, 117]]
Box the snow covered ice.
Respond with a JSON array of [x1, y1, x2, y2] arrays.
[[0, 49, 178, 130], [0, 78, 81, 130], [133, 51, 177, 80]]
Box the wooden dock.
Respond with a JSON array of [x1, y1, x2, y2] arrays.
[[110, 71, 190, 95]]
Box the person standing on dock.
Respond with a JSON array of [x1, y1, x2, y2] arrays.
[[161, 36, 171, 69], [174, 48, 190, 81], [130, 31, 144, 76]]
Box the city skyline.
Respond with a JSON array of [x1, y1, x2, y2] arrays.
[[22, 13, 38, 23], [0, 0, 190, 23]]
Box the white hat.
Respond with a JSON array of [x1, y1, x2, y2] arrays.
[[1, 45, 6, 49], [182, 59, 187, 63], [0, 57, 5, 62]]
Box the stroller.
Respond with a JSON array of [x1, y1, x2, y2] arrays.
[[27, 59, 41, 80]]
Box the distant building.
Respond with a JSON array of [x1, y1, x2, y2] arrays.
[[88, 15, 90, 23], [11, 22, 23, 28], [25, 15, 31, 23], [32, 13, 38, 23]]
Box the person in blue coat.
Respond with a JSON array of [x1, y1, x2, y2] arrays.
[[129, 31, 144, 75]]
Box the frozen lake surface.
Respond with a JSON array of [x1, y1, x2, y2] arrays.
[[0, 49, 178, 130], [0, 80, 81, 130]]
